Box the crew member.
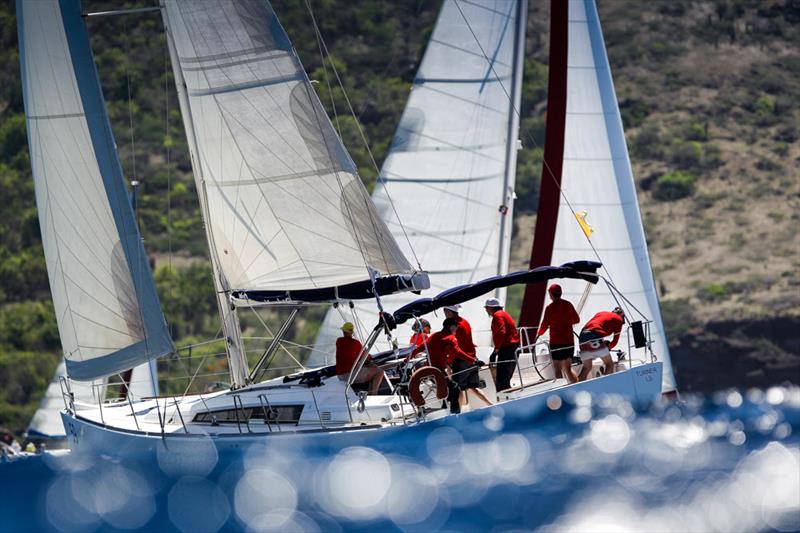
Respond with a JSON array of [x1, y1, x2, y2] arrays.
[[577, 307, 625, 381], [409, 318, 431, 348], [336, 322, 383, 395], [536, 284, 580, 384], [412, 318, 475, 413], [442, 305, 477, 360], [484, 298, 520, 392]]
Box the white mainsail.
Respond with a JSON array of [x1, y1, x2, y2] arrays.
[[17, 0, 174, 381], [161, 0, 414, 296], [548, 0, 675, 390], [312, 0, 528, 364]]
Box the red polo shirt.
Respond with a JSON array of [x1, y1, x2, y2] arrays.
[[537, 299, 580, 345], [453, 316, 477, 357], [491, 309, 520, 349], [412, 331, 475, 369], [336, 336, 370, 376], [582, 311, 624, 349]]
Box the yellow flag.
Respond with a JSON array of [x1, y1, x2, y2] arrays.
[[576, 211, 594, 238]]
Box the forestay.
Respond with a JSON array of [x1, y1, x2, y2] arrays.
[[17, 0, 173, 380], [549, 0, 675, 390], [312, 0, 527, 364], [162, 0, 416, 299]]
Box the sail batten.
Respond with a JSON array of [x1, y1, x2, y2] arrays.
[[18, 0, 173, 381]]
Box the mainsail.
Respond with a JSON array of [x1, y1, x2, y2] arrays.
[[161, 0, 419, 300], [312, 0, 527, 363], [520, 0, 676, 391], [17, 0, 174, 381]]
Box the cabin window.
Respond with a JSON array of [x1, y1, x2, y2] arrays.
[[192, 404, 304, 425]]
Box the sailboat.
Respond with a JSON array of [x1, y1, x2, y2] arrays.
[[17, 0, 663, 458]]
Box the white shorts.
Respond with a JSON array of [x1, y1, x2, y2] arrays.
[[579, 344, 610, 361]]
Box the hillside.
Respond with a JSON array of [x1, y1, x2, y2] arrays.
[[0, 0, 798, 433]]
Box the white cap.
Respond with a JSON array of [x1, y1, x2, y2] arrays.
[[484, 297, 502, 308], [442, 304, 461, 313]]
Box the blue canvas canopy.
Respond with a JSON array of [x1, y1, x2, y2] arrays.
[[391, 261, 601, 325]]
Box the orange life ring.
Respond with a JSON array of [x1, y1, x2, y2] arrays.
[[408, 366, 448, 407]]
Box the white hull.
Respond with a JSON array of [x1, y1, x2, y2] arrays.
[[61, 363, 662, 458]]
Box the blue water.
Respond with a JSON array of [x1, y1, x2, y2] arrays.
[[2, 387, 798, 532]]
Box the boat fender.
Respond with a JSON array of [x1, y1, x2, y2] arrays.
[[408, 366, 448, 407]]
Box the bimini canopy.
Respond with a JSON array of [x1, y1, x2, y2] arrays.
[[17, 0, 174, 380], [162, 0, 425, 303], [393, 261, 601, 324]]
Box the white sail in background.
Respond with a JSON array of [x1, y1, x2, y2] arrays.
[[17, 0, 174, 381], [129, 359, 159, 399], [312, 0, 527, 364], [549, 0, 675, 390], [162, 0, 414, 297], [26, 361, 105, 441]]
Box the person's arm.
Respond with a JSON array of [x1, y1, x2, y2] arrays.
[[570, 303, 580, 325], [450, 338, 475, 363], [537, 306, 550, 337]]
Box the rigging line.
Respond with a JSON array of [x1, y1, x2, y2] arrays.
[[303, 0, 422, 271], [308, 5, 343, 138], [164, 31, 174, 314], [452, 1, 614, 284], [122, 16, 153, 358]]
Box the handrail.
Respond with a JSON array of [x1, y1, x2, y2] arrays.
[[310, 389, 325, 429], [173, 397, 188, 434], [127, 393, 140, 431], [257, 394, 275, 433]]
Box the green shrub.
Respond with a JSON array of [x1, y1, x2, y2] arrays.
[[660, 298, 696, 337], [652, 171, 696, 201], [698, 283, 730, 302]]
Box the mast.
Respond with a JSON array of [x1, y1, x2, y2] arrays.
[[495, 0, 527, 296], [160, 6, 250, 388], [518, 0, 569, 328]]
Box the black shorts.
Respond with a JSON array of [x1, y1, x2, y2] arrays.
[[549, 343, 575, 361], [451, 358, 480, 390], [578, 330, 603, 344]]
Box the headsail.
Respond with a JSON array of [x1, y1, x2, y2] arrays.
[[521, 0, 676, 391], [161, 0, 422, 302], [17, 0, 174, 381], [312, 0, 528, 363]]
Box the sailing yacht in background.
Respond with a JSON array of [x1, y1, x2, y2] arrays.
[[17, 0, 664, 458], [313, 0, 527, 363]]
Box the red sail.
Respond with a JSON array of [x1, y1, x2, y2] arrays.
[[519, 0, 569, 328]]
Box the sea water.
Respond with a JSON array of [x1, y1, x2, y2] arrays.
[[1, 386, 798, 532]]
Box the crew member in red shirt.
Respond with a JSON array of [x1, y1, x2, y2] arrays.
[[336, 322, 383, 395], [443, 305, 477, 359], [577, 307, 625, 381], [484, 297, 520, 392], [536, 284, 580, 383], [409, 318, 431, 348], [441, 305, 492, 408], [412, 318, 474, 413]]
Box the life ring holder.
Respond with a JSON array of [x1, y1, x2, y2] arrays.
[[408, 366, 448, 407]]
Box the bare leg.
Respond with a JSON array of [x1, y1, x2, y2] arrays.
[[467, 388, 493, 406], [460, 390, 468, 408], [559, 360, 579, 384], [578, 359, 593, 381], [553, 358, 563, 379], [601, 355, 615, 375], [367, 365, 383, 395]]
